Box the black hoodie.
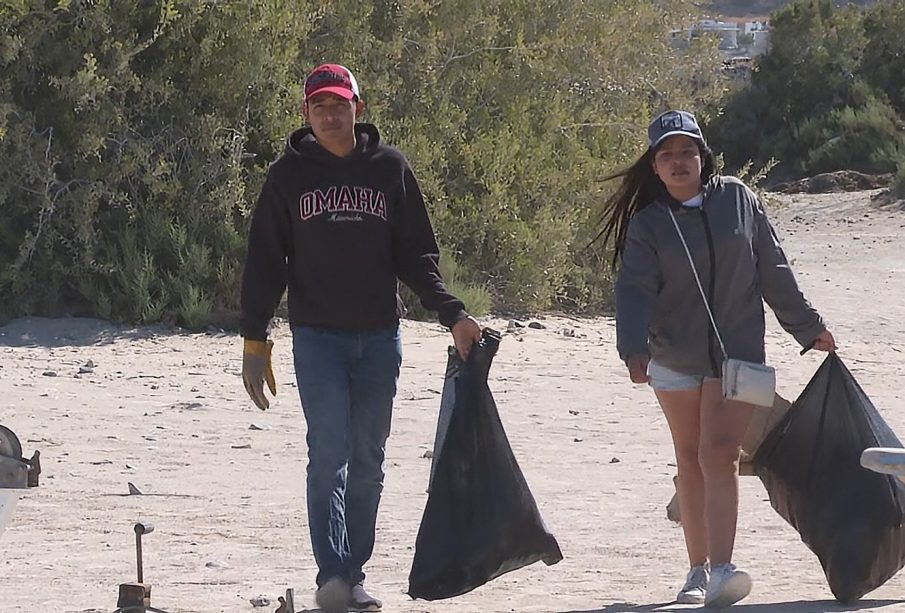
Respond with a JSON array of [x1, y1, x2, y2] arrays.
[[239, 123, 467, 341]]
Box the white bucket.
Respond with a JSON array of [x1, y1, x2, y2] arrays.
[[0, 490, 21, 538]]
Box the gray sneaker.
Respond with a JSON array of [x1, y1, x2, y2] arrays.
[[349, 582, 383, 612], [315, 577, 351, 613], [705, 563, 752, 608], [676, 564, 709, 605]]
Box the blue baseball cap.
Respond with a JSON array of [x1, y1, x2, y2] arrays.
[[648, 110, 705, 148]]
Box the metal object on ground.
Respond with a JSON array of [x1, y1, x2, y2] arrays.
[[0, 425, 40, 539], [114, 522, 170, 613], [0, 425, 41, 489], [0, 491, 20, 539], [0, 425, 22, 459], [861, 447, 905, 486], [134, 522, 154, 584], [274, 589, 295, 613]]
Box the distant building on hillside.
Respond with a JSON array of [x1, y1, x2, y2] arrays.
[[671, 18, 771, 57], [741, 20, 771, 55], [695, 19, 740, 50], [743, 20, 769, 34]]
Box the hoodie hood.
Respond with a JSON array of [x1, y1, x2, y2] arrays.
[[285, 123, 381, 162]]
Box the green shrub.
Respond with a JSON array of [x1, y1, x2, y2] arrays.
[[447, 281, 494, 320], [894, 159, 905, 200], [735, 157, 781, 208], [1, 1, 725, 324], [400, 252, 493, 321], [176, 285, 212, 331], [862, 2, 905, 116], [0, 2, 305, 326], [797, 98, 904, 175]]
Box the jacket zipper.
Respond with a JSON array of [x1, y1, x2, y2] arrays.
[[698, 206, 721, 377]]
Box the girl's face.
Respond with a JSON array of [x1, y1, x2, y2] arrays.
[[652, 135, 703, 199]]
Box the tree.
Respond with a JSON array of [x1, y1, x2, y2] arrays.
[[708, 0, 905, 179], [1, 1, 725, 323], [0, 1, 310, 326], [297, 0, 723, 312], [861, 2, 905, 116]]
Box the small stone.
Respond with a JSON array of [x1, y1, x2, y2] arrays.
[[127, 482, 143, 495], [573, 437, 583, 443], [205, 560, 229, 569], [42, 370, 58, 377], [609, 457, 621, 464], [421, 449, 434, 459], [248, 423, 272, 431], [528, 321, 546, 330], [231, 443, 252, 449], [250, 595, 271, 607]]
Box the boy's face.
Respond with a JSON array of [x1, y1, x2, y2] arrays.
[[303, 92, 361, 142]]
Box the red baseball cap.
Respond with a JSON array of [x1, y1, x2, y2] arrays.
[[304, 64, 360, 101]]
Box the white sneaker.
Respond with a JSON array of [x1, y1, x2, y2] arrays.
[[676, 564, 709, 604], [315, 577, 351, 613], [705, 563, 751, 608]]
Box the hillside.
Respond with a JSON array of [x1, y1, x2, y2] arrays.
[[708, 0, 875, 17]]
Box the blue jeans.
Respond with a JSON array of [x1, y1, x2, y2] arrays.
[[292, 325, 402, 588]]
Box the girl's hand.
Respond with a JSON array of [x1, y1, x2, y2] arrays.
[[627, 355, 651, 383], [812, 329, 837, 353]]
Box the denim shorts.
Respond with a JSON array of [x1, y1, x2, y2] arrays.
[[647, 360, 719, 391]]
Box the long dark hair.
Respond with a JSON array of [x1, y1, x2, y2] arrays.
[[594, 141, 716, 269]]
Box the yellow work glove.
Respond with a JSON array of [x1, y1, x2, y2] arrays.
[[242, 339, 277, 411]]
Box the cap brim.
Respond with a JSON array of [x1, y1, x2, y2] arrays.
[[305, 86, 356, 101], [651, 130, 704, 148]]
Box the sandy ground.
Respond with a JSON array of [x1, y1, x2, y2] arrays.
[[1, 190, 905, 613]]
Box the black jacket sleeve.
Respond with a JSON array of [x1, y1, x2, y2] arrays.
[[392, 162, 467, 328], [239, 178, 291, 340]]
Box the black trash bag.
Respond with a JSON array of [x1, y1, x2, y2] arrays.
[[754, 353, 905, 603], [408, 328, 563, 601]]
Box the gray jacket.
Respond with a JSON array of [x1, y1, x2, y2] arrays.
[[615, 175, 825, 376]]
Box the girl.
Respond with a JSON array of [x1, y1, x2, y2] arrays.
[[599, 109, 835, 608]]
